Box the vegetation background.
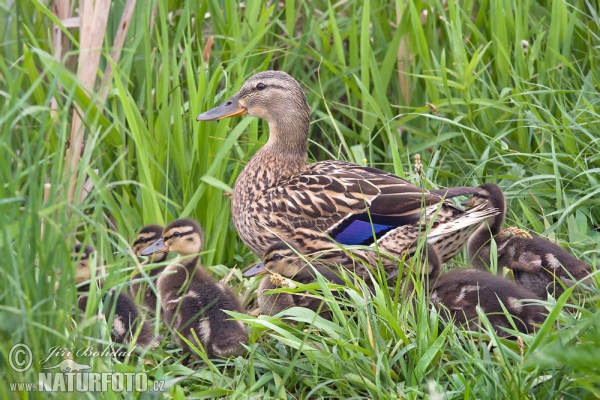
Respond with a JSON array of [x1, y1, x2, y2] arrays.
[[1, 0, 599, 398]]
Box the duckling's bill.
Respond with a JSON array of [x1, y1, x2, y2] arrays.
[[140, 238, 168, 256], [243, 261, 268, 278], [461, 197, 476, 207], [196, 97, 247, 121], [386, 269, 399, 281]]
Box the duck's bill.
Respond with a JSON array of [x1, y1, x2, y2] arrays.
[[140, 238, 168, 256], [242, 261, 268, 278], [196, 97, 247, 121]]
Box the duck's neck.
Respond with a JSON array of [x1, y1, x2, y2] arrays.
[[144, 252, 168, 275], [236, 111, 310, 192], [263, 113, 310, 159], [168, 255, 200, 283], [180, 255, 200, 270]]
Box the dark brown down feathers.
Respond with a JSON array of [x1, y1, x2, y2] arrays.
[[146, 219, 248, 360], [431, 269, 546, 336], [466, 183, 592, 297]]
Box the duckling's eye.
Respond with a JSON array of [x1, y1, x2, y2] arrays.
[[256, 83, 266, 91], [272, 253, 283, 261], [138, 237, 147, 243], [173, 232, 181, 238]]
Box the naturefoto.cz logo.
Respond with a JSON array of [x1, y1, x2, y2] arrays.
[[8, 343, 165, 393]]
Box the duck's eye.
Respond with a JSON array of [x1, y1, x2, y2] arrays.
[[138, 237, 147, 243], [272, 253, 283, 261], [173, 232, 181, 238], [256, 83, 266, 91]]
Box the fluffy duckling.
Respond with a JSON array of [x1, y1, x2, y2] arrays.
[[72, 245, 160, 348], [130, 225, 168, 315], [244, 241, 346, 316], [465, 183, 593, 298], [431, 269, 546, 337], [141, 219, 247, 360]]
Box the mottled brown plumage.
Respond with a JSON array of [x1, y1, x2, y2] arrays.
[[141, 219, 247, 361], [130, 225, 167, 315], [466, 183, 593, 298], [197, 71, 498, 280], [72, 245, 160, 349], [431, 269, 546, 336]]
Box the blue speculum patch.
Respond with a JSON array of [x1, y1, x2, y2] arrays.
[[333, 220, 394, 245]]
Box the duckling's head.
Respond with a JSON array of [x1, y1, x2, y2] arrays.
[[243, 241, 308, 279], [463, 183, 506, 233], [463, 183, 506, 213], [72, 244, 95, 284], [197, 71, 310, 153], [141, 219, 204, 257], [132, 225, 166, 261]]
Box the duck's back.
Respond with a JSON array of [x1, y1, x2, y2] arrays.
[[233, 158, 494, 264]]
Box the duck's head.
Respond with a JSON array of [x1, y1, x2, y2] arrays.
[[197, 71, 310, 153], [71, 244, 96, 284], [243, 241, 310, 279], [132, 225, 167, 261], [140, 219, 204, 257]]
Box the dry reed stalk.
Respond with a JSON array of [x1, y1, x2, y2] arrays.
[[65, 0, 110, 205]]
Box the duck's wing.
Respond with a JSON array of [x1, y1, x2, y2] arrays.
[[259, 160, 473, 246]]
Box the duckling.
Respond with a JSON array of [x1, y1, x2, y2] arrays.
[[130, 225, 167, 315], [141, 219, 247, 360], [465, 183, 593, 298], [72, 245, 160, 349], [431, 269, 546, 337], [243, 241, 347, 317]]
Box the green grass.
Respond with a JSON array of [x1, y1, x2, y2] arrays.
[[1, 0, 600, 398]]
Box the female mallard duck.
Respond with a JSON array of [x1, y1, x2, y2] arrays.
[[72, 245, 160, 349], [130, 225, 167, 315], [140, 219, 247, 360], [465, 183, 593, 298], [431, 269, 546, 336], [197, 71, 498, 278], [244, 241, 346, 317]]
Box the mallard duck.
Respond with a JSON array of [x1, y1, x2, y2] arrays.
[[465, 183, 593, 298], [130, 225, 167, 315], [196, 71, 498, 278], [72, 245, 160, 349], [431, 269, 546, 336], [140, 218, 247, 360], [244, 241, 346, 317]]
